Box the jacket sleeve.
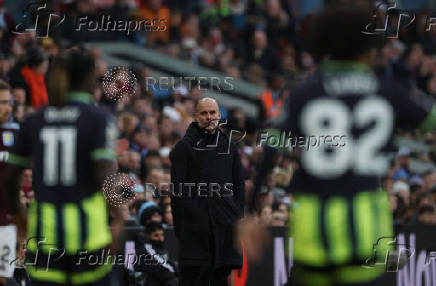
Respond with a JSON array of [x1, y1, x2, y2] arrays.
[[169, 141, 188, 238], [232, 145, 245, 216]]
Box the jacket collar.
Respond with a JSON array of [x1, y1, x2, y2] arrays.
[[67, 92, 94, 104]]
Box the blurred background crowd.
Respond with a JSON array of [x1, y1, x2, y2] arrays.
[[1, 0, 435, 237]]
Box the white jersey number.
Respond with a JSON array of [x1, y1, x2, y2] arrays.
[[300, 97, 393, 179], [40, 127, 77, 186]]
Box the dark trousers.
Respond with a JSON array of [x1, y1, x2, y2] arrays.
[[180, 267, 231, 286]]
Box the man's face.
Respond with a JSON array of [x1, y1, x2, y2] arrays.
[[0, 89, 12, 124], [195, 99, 221, 133], [147, 229, 164, 242]]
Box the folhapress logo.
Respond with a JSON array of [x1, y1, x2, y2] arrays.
[[362, 1, 415, 38], [13, 1, 65, 38]]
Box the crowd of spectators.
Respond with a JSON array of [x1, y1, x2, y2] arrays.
[[0, 0, 435, 238], [0, 2, 432, 285]]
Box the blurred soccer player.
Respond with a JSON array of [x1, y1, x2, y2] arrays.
[[5, 50, 123, 285], [250, 6, 436, 286], [0, 80, 19, 286]]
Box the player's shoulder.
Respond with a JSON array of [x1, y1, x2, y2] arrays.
[[376, 74, 419, 107], [378, 75, 412, 96], [292, 73, 323, 98], [75, 102, 115, 124], [283, 73, 323, 109], [76, 102, 107, 116], [20, 108, 45, 128]]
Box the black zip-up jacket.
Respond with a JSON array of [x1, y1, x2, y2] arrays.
[[170, 122, 245, 268]]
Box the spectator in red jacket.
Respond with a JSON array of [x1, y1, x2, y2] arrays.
[[10, 48, 49, 109]]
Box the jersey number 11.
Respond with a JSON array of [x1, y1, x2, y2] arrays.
[[40, 127, 77, 186]]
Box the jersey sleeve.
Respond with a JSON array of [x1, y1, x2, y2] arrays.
[[90, 113, 118, 161], [7, 118, 31, 168]]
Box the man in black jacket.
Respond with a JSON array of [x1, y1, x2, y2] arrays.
[[170, 97, 245, 286]]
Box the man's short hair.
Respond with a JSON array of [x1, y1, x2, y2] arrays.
[[145, 221, 164, 234], [194, 97, 218, 113]]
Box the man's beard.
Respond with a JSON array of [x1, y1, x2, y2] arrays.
[[201, 119, 219, 133]]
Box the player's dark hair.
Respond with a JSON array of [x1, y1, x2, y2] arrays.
[[46, 54, 68, 107], [46, 49, 96, 107], [145, 221, 164, 234], [307, 7, 384, 61], [0, 79, 11, 91]]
